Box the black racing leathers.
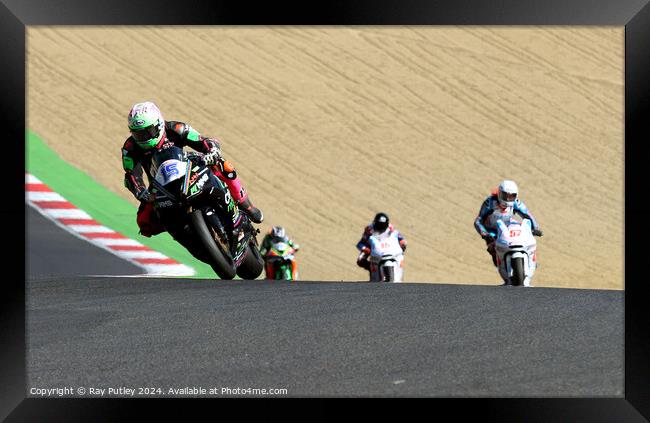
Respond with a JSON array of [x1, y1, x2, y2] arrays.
[[122, 120, 221, 199]]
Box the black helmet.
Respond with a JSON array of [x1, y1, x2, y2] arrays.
[[373, 212, 389, 233]]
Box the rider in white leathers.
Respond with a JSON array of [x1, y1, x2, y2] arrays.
[[356, 213, 407, 274]]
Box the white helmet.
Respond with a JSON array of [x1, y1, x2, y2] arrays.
[[497, 180, 519, 208], [271, 226, 286, 241]]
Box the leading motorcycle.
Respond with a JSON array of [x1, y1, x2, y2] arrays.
[[147, 146, 264, 280]]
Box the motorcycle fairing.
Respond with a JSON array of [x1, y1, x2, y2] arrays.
[[154, 159, 188, 186]]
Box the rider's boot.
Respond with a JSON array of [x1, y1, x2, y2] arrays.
[[238, 196, 264, 224], [356, 251, 371, 271], [486, 242, 497, 267]]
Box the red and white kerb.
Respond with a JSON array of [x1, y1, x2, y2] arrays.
[[26, 173, 194, 276]]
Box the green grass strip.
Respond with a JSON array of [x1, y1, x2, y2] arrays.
[[26, 130, 218, 278]]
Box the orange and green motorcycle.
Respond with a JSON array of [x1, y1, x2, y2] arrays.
[[261, 238, 299, 280]]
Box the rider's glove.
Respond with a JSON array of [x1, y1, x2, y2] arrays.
[[532, 229, 543, 237], [202, 148, 222, 166], [186, 152, 202, 162], [136, 188, 153, 203]]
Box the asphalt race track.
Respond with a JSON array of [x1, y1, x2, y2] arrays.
[[27, 278, 623, 397], [26, 209, 623, 397]]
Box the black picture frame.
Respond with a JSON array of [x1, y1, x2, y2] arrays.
[[3, 0, 649, 420]]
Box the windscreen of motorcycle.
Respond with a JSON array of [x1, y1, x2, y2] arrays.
[[154, 159, 188, 186], [496, 220, 535, 248], [271, 241, 291, 255], [149, 146, 185, 176]]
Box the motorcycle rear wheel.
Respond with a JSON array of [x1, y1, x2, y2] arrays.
[[236, 242, 264, 280], [272, 262, 287, 280]]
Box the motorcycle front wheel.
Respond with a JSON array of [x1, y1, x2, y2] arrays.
[[189, 209, 237, 280], [510, 257, 525, 286], [383, 266, 395, 282], [283, 261, 293, 280]]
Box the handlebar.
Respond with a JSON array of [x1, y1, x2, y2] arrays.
[[185, 150, 223, 166]]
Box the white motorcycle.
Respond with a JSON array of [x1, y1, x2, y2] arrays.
[[493, 218, 538, 286], [368, 230, 404, 282]]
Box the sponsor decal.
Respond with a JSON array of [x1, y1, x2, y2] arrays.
[[196, 174, 209, 189], [163, 162, 179, 175], [224, 188, 232, 207], [188, 174, 208, 196], [130, 118, 146, 127], [156, 200, 173, 208], [188, 172, 201, 186]]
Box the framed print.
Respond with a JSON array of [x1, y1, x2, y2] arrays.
[[3, 0, 649, 420]]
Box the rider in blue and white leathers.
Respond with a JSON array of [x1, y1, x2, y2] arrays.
[[474, 180, 543, 266]]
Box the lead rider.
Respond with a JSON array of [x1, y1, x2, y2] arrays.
[[122, 101, 263, 236], [474, 180, 543, 266]]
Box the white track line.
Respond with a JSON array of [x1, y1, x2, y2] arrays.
[[141, 264, 198, 276], [118, 250, 168, 259], [67, 224, 115, 233], [40, 209, 93, 219], [26, 174, 42, 184], [91, 238, 145, 247], [26, 192, 66, 202]]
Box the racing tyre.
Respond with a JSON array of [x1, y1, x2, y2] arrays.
[[189, 210, 237, 280], [236, 242, 264, 280], [510, 257, 525, 286], [383, 265, 394, 282]]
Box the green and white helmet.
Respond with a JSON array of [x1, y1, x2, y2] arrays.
[[127, 101, 165, 149]]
